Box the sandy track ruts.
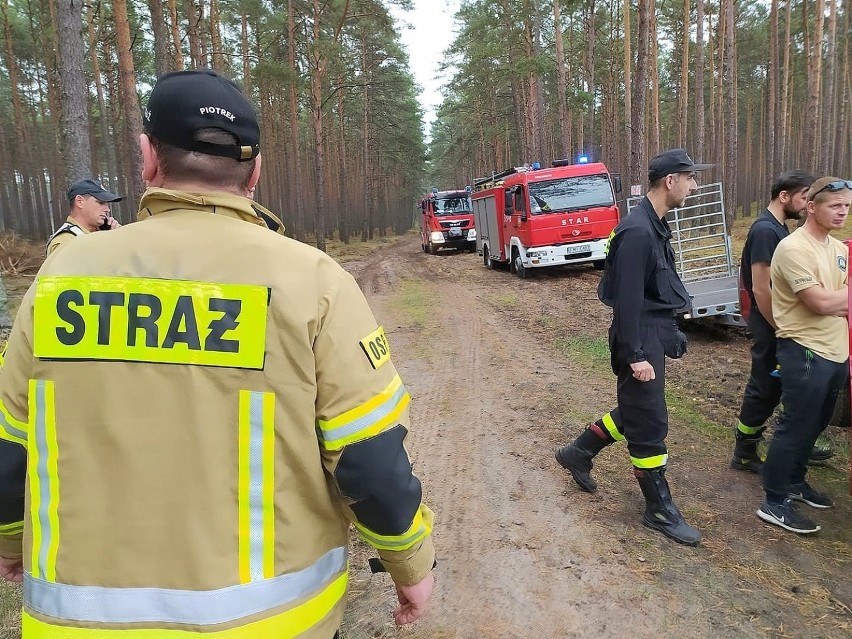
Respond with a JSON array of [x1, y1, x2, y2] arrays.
[[342, 237, 726, 639]]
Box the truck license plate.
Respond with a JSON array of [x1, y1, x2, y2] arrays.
[[449, 228, 463, 237], [565, 244, 590, 255]]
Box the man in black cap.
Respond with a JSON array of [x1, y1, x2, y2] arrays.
[[0, 69, 434, 638], [555, 148, 712, 546], [46, 179, 124, 255]]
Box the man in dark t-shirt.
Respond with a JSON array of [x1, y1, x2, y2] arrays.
[[732, 170, 819, 472]]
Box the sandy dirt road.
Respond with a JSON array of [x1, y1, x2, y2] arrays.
[[339, 235, 852, 639]]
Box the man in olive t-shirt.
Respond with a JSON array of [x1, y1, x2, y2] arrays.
[[756, 177, 851, 535]]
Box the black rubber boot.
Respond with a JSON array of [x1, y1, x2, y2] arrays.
[[730, 434, 764, 474], [634, 467, 702, 546], [555, 427, 611, 493]]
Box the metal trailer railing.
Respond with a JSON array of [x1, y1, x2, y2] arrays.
[[627, 182, 744, 325]]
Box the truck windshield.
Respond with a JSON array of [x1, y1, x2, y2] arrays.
[[528, 174, 614, 215], [434, 197, 472, 215]]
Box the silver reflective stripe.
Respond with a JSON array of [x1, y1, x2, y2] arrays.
[[33, 381, 51, 580], [0, 410, 26, 442], [248, 391, 265, 581], [24, 545, 347, 625], [322, 383, 407, 442]]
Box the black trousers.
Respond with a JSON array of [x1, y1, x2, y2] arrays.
[[763, 339, 848, 503], [737, 310, 782, 434], [605, 316, 679, 467]]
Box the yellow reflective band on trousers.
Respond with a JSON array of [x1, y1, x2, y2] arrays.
[[0, 520, 24, 536], [28, 379, 60, 582], [601, 412, 625, 442], [238, 390, 276, 584], [630, 454, 668, 469], [353, 505, 433, 552], [0, 398, 28, 447], [21, 551, 348, 636], [317, 375, 410, 451], [736, 421, 762, 436], [32, 276, 269, 369]]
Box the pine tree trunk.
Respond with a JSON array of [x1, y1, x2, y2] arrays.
[[805, 0, 824, 170], [167, 0, 183, 70], [630, 0, 649, 185], [767, 0, 778, 177], [55, 0, 92, 183], [649, 1, 660, 158], [147, 0, 170, 76], [623, 0, 633, 181], [821, 0, 837, 172], [695, 0, 705, 160], [113, 0, 146, 203], [209, 0, 224, 72], [553, 0, 570, 158], [723, 0, 737, 226], [678, 0, 690, 147]]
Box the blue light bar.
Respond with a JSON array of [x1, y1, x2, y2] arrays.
[[577, 154, 590, 164]]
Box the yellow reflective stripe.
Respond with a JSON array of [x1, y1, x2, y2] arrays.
[[261, 392, 275, 580], [44, 381, 60, 582], [0, 398, 28, 446], [736, 421, 763, 436], [320, 375, 403, 430], [353, 506, 431, 552], [601, 412, 625, 442], [237, 391, 251, 584], [630, 454, 668, 469], [29, 380, 60, 582], [21, 569, 348, 638], [238, 390, 276, 583], [0, 520, 23, 535], [317, 376, 410, 451]]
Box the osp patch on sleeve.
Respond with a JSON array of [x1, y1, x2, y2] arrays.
[[359, 326, 391, 370], [33, 276, 269, 369]]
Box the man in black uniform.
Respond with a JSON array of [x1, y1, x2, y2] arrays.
[[731, 171, 832, 473], [555, 148, 711, 546]]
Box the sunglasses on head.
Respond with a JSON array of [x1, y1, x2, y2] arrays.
[[810, 179, 852, 200]]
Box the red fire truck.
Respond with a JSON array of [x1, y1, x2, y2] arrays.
[[419, 187, 476, 254], [472, 160, 622, 277]]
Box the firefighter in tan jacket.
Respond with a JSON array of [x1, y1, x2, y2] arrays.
[[0, 69, 435, 638]]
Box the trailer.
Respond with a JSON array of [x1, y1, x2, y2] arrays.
[[628, 182, 744, 326]]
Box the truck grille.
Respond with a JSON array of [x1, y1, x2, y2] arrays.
[[439, 220, 470, 229]]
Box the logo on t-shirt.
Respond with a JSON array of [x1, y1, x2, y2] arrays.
[[838, 256, 847, 272]]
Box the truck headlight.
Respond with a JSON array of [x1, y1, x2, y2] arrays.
[[430, 231, 445, 243], [467, 229, 477, 240], [527, 249, 546, 258]]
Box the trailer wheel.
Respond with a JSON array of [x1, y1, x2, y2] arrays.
[[429, 242, 438, 255], [829, 383, 851, 429]]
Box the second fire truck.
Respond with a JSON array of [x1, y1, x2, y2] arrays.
[[472, 159, 622, 277], [419, 187, 476, 254]]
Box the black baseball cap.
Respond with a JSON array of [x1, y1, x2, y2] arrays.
[[648, 148, 714, 182], [67, 179, 124, 205], [143, 69, 260, 162]]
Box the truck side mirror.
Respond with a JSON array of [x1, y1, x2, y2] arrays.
[[613, 174, 622, 194]]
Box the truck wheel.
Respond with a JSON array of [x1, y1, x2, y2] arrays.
[[468, 242, 476, 253], [484, 248, 494, 269], [429, 242, 438, 255], [513, 249, 530, 279], [829, 384, 850, 429], [421, 242, 427, 253], [592, 259, 605, 270]]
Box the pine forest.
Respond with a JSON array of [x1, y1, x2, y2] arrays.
[[0, 0, 850, 249]]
